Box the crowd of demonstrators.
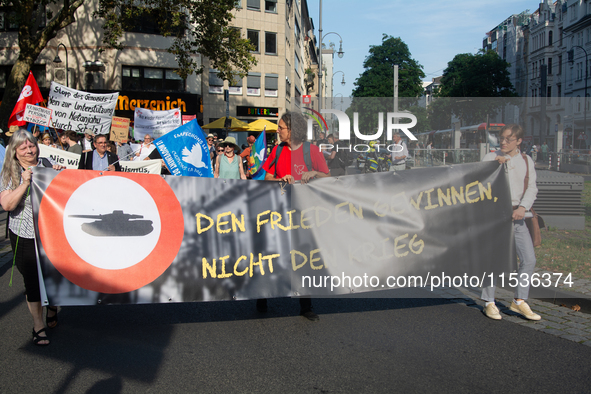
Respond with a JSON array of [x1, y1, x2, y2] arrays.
[[0, 128, 65, 346], [214, 136, 246, 180], [116, 138, 133, 161], [481, 124, 541, 321], [325, 133, 347, 176], [134, 135, 155, 161], [78, 134, 121, 172], [206, 133, 216, 167], [82, 129, 94, 152]]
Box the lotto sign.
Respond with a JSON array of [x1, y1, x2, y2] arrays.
[[302, 95, 312, 104]]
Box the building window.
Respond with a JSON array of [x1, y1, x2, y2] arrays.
[[247, 30, 259, 52], [247, 73, 261, 96], [549, 31, 553, 45], [294, 18, 300, 44], [286, 76, 291, 100], [294, 51, 300, 76], [122, 66, 184, 92], [247, 0, 260, 10], [209, 69, 224, 94], [547, 86, 551, 105], [557, 83, 562, 105], [294, 86, 301, 106], [229, 74, 243, 95], [558, 55, 562, 74], [265, 74, 278, 97], [548, 57, 553, 75], [0, 6, 45, 32], [265, 32, 277, 55], [0, 64, 46, 89], [265, 0, 277, 13], [122, 7, 185, 35]]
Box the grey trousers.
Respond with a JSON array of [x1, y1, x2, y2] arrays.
[[481, 219, 536, 302], [389, 163, 406, 171]]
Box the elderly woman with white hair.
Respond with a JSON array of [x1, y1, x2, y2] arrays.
[[0, 128, 64, 346]]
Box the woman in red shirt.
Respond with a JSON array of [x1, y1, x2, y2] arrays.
[[263, 111, 329, 183]]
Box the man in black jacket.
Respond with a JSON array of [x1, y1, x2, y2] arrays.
[[78, 134, 121, 172]]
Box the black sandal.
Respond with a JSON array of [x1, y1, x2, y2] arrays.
[[32, 328, 50, 346], [46, 306, 58, 329]]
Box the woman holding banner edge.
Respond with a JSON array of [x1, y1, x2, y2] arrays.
[[0, 129, 65, 345], [480, 124, 540, 321]]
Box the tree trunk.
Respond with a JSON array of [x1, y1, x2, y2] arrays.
[[0, 58, 35, 139]]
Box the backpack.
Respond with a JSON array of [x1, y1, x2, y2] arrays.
[[270, 141, 313, 178]]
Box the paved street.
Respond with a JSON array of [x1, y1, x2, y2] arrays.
[[2, 236, 591, 392]]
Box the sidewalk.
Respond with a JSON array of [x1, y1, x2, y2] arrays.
[[432, 272, 591, 347]]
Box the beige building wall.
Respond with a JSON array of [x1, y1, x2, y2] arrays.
[[202, 0, 318, 129]]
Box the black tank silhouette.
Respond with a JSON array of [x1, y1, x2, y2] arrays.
[[69, 210, 153, 237]]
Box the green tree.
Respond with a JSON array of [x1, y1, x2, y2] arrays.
[[435, 50, 516, 125], [0, 0, 255, 132], [348, 35, 425, 142], [352, 34, 425, 99]]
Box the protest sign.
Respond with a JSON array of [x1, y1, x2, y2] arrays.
[[38, 144, 81, 169], [47, 82, 118, 135], [154, 119, 213, 177], [120, 159, 162, 174], [32, 162, 515, 305], [110, 116, 130, 142], [182, 114, 196, 124], [133, 107, 182, 141], [23, 104, 52, 127]]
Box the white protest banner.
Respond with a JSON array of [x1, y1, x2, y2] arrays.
[[133, 107, 182, 141], [23, 104, 53, 127], [46, 82, 118, 135], [119, 160, 162, 174], [38, 144, 81, 169]]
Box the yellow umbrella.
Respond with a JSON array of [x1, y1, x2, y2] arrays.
[[247, 119, 278, 132], [202, 116, 250, 131]]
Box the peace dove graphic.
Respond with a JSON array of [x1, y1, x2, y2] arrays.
[[182, 143, 207, 168]]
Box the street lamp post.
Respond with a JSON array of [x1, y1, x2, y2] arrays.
[[53, 43, 69, 87], [569, 45, 588, 149], [317, 0, 344, 112]]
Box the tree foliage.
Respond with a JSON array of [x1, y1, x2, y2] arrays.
[[352, 34, 425, 99], [0, 0, 256, 131], [348, 35, 425, 142], [95, 0, 256, 81], [434, 50, 516, 125]]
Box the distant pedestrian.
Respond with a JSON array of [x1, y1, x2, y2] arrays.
[[541, 142, 548, 163]]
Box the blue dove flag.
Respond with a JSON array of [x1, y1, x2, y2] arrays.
[[248, 127, 268, 180], [154, 119, 214, 177]]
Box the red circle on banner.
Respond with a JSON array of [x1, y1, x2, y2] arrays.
[[38, 170, 184, 294]]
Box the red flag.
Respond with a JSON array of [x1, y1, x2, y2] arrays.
[[8, 71, 44, 127]]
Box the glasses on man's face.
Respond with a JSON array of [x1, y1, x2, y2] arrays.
[[499, 137, 517, 143], [277, 125, 288, 131]]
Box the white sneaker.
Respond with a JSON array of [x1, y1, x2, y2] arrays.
[[483, 303, 502, 320], [509, 301, 541, 321]]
